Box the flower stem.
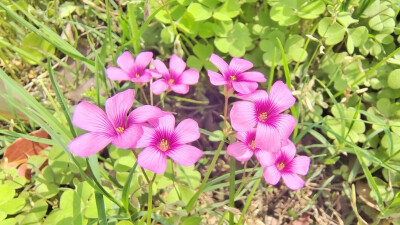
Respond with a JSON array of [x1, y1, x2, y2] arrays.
[[139, 85, 150, 105], [229, 156, 236, 224], [147, 174, 156, 225], [185, 139, 225, 212], [237, 178, 261, 224], [132, 150, 151, 183]]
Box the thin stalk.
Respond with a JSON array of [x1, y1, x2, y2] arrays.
[[186, 140, 225, 212], [139, 86, 150, 105], [236, 178, 261, 224], [147, 174, 156, 225], [229, 157, 236, 224], [132, 150, 151, 183]]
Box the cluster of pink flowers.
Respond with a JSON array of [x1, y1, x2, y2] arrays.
[[106, 51, 199, 95], [68, 51, 310, 189], [69, 52, 202, 174], [208, 54, 310, 190]]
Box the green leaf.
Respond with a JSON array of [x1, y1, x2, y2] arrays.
[[0, 198, 25, 214], [337, 12, 358, 28], [198, 22, 214, 38], [298, 0, 325, 19], [20, 32, 55, 65], [349, 26, 368, 47], [36, 183, 59, 199], [177, 12, 199, 36], [161, 26, 174, 44], [187, 3, 211, 21], [59, 1, 78, 18], [214, 38, 229, 53], [318, 18, 345, 45], [215, 0, 240, 19], [0, 211, 6, 221], [0, 185, 14, 206], [270, 5, 299, 26], [388, 69, 400, 89], [377, 98, 391, 117], [167, 184, 195, 204]]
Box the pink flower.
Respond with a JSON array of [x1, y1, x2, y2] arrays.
[[230, 81, 297, 152], [150, 54, 199, 95], [136, 114, 203, 174], [68, 89, 166, 157], [207, 53, 266, 94], [227, 128, 275, 166], [106, 51, 153, 84], [263, 140, 310, 190]]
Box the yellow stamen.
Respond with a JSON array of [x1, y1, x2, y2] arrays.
[[168, 78, 174, 84], [248, 140, 257, 150], [230, 75, 236, 81], [258, 112, 268, 122], [135, 73, 140, 78], [157, 138, 169, 151], [277, 162, 285, 171], [116, 127, 124, 133]]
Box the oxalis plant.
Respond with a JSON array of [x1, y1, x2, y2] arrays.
[[65, 51, 310, 224]]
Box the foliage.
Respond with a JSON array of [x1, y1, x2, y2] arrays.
[[0, 0, 400, 224]]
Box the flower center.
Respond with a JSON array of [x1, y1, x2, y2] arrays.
[[258, 112, 268, 122], [230, 75, 237, 81], [248, 140, 257, 150], [277, 162, 285, 171], [168, 78, 174, 84], [116, 127, 124, 133], [135, 73, 140, 78], [157, 138, 169, 151]]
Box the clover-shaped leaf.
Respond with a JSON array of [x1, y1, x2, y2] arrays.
[[318, 18, 345, 45], [214, 22, 251, 57]]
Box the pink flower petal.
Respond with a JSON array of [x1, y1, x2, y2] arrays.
[[72, 101, 114, 134], [179, 68, 199, 85], [135, 71, 152, 83], [135, 51, 153, 71], [138, 146, 167, 174], [167, 144, 203, 166], [263, 166, 281, 185], [255, 149, 276, 167], [237, 90, 268, 102], [153, 59, 169, 76], [227, 142, 253, 162], [240, 71, 266, 82], [232, 81, 258, 94], [68, 132, 113, 157], [235, 131, 249, 142], [112, 124, 143, 149], [106, 67, 132, 81], [116, 51, 135, 73], [230, 101, 257, 131], [175, 119, 200, 144], [229, 57, 253, 73], [255, 123, 281, 153], [151, 79, 169, 95], [281, 139, 296, 161], [171, 84, 189, 94], [209, 53, 228, 74], [128, 105, 168, 124], [281, 173, 305, 190], [169, 54, 186, 75], [268, 80, 296, 114], [148, 69, 163, 78], [208, 70, 227, 86], [136, 126, 156, 148], [157, 114, 175, 134], [291, 156, 311, 175], [105, 89, 135, 128], [269, 114, 297, 140]]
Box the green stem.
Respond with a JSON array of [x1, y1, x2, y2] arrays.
[[147, 174, 156, 225], [185, 140, 225, 212], [229, 157, 236, 224], [236, 178, 261, 225]]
